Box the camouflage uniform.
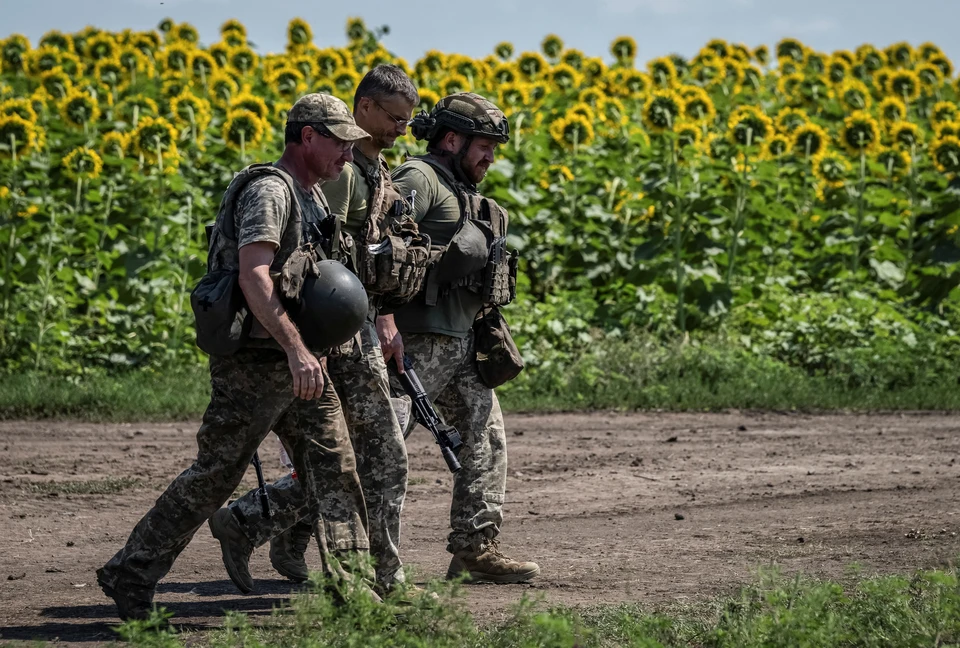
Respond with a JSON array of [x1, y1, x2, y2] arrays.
[[97, 156, 371, 610], [226, 148, 411, 590], [229, 309, 409, 588]]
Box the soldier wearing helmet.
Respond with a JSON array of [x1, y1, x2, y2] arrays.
[[208, 66, 431, 599], [380, 92, 540, 583], [96, 93, 378, 621]]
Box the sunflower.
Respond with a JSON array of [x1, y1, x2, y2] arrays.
[[705, 39, 730, 59], [935, 122, 960, 140], [794, 75, 830, 107], [528, 82, 550, 104], [2, 35, 30, 74], [312, 48, 342, 78], [27, 46, 63, 75], [345, 16, 366, 42], [792, 122, 829, 157], [727, 105, 773, 147], [753, 45, 770, 66], [929, 101, 959, 128], [610, 36, 637, 64], [158, 42, 194, 76], [222, 109, 266, 150], [928, 54, 953, 80], [561, 48, 585, 71], [116, 95, 159, 125], [776, 38, 806, 63], [488, 63, 517, 86], [220, 19, 246, 38], [884, 42, 914, 68], [776, 72, 804, 99], [540, 34, 564, 61], [438, 73, 469, 96], [693, 58, 724, 87], [855, 44, 886, 72], [0, 114, 40, 158], [493, 41, 514, 61], [268, 66, 308, 99], [100, 131, 129, 159], [837, 79, 872, 112], [160, 73, 189, 100], [61, 146, 103, 181], [887, 69, 921, 102], [931, 136, 960, 174], [94, 58, 126, 91], [805, 51, 827, 75], [285, 54, 318, 81], [811, 149, 849, 189], [840, 111, 881, 156], [777, 57, 799, 77], [680, 86, 716, 124], [287, 18, 313, 49], [189, 51, 216, 84], [130, 31, 161, 56], [760, 133, 791, 160], [417, 88, 440, 112], [516, 51, 548, 80], [498, 82, 530, 112], [39, 30, 73, 52], [647, 56, 677, 87], [85, 33, 118, 62], [169, 23, 200, 45], [169, 91, 212, 131], [642, 90, 684, 133], [915, 63, 944, 92], [549, 113, 594, 149], [676, 122, 702, 150], [118, 47, 151, 81], [0, 98, 37, 123], [875, 146, 911, 177], [548, 63, 582, 91], [204, 71, 236, 109], [889, 122, 923, 150], [131, 115, 179, 167], [578, 87, 607, 110], [918, 42, 942, 61], [583, 57, 606, 81], [229, 92, 269, 121], [827, 56, 850, 84], [228, 46, 259, 75], [741, 65, 762, 91], [600, 97, 629, 128], [206, 42, 230, 68], [567, 103, 596, 123], [58, 88, 100, 128], [878, 96, 907, 123]]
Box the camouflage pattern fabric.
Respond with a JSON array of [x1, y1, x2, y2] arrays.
[[229, 315, 409, 588], [390, 331, 507, 554], [96, 348, 369, 601]]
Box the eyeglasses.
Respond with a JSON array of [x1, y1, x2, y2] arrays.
[[371, 98, 413, 127], [311, 124, 354, 153]]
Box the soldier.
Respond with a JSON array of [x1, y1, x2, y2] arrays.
[[379, 93, 540, 583], [96, 93, 376, 621], [208, 65, 429, 596]]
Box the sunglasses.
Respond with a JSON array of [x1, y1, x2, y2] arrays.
[[307, 123, 354, 153], [371, 98, 413, 127]]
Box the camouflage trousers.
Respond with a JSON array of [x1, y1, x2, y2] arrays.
[[97, 348, 368, 602], [391, 331, 507, 554], [229, 317, 409, 588]]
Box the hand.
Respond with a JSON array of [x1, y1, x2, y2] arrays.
[[287, 345, 325, 400], [376, 314, 405, 373]]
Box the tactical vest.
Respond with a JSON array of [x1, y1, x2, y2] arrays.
[[413, 156, 518, 308], [350, 154, 431, 308]]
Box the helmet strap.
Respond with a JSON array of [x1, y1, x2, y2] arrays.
[[450, 135, 476, 187]]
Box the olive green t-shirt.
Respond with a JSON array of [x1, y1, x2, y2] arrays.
[[391, 157, 484, 338], [321, 148, 382, 242]]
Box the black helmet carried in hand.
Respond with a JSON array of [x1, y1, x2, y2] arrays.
[[284, 260, 368, 349], [410, 92, 510, 144]]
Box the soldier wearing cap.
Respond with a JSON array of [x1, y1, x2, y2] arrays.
[[383, 93, 541, 583], [208, 65, 429, 597], [96, 93, 377, 621]]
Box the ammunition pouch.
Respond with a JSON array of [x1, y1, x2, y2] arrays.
[[473, 305, 524, 388]]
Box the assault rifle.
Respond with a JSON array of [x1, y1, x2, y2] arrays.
[[394, 355, 463, 473]]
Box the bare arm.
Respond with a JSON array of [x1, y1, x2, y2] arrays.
[[239, 242, 324, 400], [376, 313, 405, 373]]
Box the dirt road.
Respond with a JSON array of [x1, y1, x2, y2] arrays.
[[1, 411, 959, 645]]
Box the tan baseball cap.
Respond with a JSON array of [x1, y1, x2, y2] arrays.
[[287, 93, 370, 141]]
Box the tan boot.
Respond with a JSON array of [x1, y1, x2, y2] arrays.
[[269, 522, 312, 583], [208, 508, 255, 594], [446, 540, 540, 584]]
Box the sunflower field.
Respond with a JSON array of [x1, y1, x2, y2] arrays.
[[1, 18, 960, 389]]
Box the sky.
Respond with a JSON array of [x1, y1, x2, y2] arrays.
[[4, 0, 959, 69]]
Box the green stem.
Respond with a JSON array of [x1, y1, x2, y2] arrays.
[[74, 176, 83, 214], [905, 143, 918, 278], [670, 137, 685, 334], [726, 130, 753, 286], [34, 209, 57, 370], [851, 148, 866, 273], [91, 183, 114, 288]]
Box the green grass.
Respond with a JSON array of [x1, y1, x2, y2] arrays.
[[2, 335, 959, 421], [99, 562, 960, 647]]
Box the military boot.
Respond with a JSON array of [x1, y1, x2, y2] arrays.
[[446, 539, 541, 584], [269, 522, 312, 583], [96, 568, 155, 621], [208, 507, 255, 594]]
